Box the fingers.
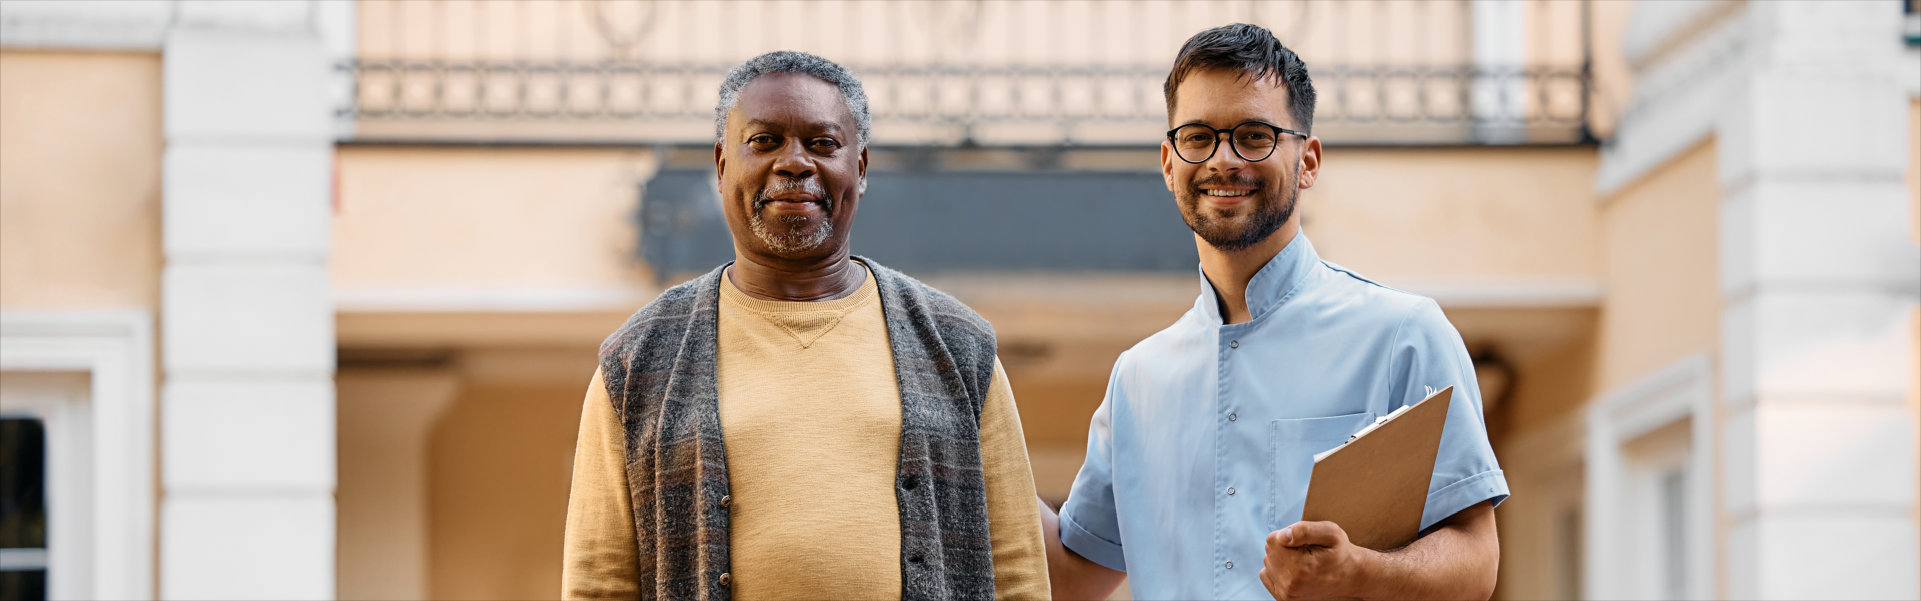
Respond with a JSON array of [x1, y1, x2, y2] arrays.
[[1273, 521, 1345, 548]]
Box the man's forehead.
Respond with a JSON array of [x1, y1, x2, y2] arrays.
[[732, 73, 852, 120], [1171, 69, 1292, 127]]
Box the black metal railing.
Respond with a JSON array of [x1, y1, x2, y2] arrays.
[[338, 0, 1597, 147], [339, 59, 1591, 145]]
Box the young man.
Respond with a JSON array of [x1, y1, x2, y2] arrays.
[[1040, 24, 1507, 601], [562, 51, 1049, 601]]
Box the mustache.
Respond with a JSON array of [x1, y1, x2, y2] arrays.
[[752, 178, 831, 213], [1189, 173, 1266, 192]]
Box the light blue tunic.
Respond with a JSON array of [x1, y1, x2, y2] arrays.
[[1058, 230, 1509, 600]]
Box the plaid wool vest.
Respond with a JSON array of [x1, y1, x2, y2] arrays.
[[596, 258, 999, 601]]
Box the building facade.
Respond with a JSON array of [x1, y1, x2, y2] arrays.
[[0, 1, 1915, 599]]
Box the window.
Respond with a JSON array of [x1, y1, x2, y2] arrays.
[[1585, 355, 1714, 601], [0, 418, 49, 601]]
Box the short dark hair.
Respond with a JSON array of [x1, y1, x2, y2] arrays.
[[716, 51, 871, 146], [1163, 23, 1316, 134]]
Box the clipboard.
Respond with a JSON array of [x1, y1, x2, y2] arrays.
[[1300, 386, 1452, 551]]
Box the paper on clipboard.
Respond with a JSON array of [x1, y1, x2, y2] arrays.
[[1300, 386, 1452, 551]]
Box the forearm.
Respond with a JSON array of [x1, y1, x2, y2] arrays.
[[1355, 501, 1499, 601], [1038, 498, 1126, 601]]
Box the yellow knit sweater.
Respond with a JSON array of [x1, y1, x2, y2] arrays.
[[562, 264, 1050, 600]]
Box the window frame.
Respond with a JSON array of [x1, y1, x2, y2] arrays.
[[1584, 353, 1716, 601], [0, 311, 154, 600]]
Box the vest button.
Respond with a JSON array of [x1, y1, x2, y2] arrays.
[[719, 572, 732, 586], [903, 476, 920, 490], [720, 495, 731, 508], [909, 554, 925, 564]]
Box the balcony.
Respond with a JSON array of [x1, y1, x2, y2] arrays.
[[338, 0, 1599, 147]]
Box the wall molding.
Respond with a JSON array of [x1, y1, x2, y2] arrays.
[[0, 310, 156, 600], [1583, 353, 1717, 601], [1596, 3, 1749, 196]]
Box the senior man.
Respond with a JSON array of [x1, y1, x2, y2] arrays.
[[561, 51, 1049, 601], [1039, 24, 1508, 601]]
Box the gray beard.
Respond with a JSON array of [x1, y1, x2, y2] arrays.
[[749, 211, 834, 255]]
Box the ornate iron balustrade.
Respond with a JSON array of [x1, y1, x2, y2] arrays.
[[338, 59, 1591, 146], [339, 0, 1596, 146]]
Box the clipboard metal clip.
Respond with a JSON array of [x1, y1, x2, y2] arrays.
[[1348, 402, 1415, 443]]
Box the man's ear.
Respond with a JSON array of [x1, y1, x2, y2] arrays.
[[713, 141, 726, 186], [1297, 136, 1322, 190], [1159, 141, 1177, 193], [858, 145, 869, 195]]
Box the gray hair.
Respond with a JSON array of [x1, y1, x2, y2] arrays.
[[714, 51, 872, 147]]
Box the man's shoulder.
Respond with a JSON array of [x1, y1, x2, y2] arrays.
[[1312, 261, 1466, 354], [862, 257, 994, 337], [1108, 307, 1205, 384], [597, 265, 724, 361], [1315, 260, 1445, 329]]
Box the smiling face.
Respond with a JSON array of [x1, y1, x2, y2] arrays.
[[1161, 68, 1319, 252], [715, 72, 868, 262]]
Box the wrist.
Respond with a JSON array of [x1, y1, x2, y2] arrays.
[[1346, 546, 1394, 600]]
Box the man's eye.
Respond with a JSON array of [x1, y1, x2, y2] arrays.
[[809, 138, 841, 150], [748, 134, 779, 148]]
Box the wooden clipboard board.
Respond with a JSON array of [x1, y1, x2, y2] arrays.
[[1301, 386, 1452, 551]]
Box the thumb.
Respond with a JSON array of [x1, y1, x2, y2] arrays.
[[1276, 521, 1346, 548]]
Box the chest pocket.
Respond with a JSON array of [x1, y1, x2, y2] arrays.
[[1268, 411, 1376, 529]]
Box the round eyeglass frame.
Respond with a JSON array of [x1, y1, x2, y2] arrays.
[[1165, 121, 1308, 164]]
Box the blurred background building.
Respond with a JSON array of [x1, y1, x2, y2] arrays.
[[0, 0, 1916, 599]]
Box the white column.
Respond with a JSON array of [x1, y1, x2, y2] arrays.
[[158, 2, 337, 599], [1716, 2, 1920, 600]]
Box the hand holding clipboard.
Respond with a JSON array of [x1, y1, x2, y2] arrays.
[[1300, 386, 1453, 551]]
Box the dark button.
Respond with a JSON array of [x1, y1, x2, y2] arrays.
[[909, 554, 925, 564], [903, 476, 920, 490], [719, 572, 732, 586], [1229, 339, 1239, 349], [1227, 412, 1237, 422], [720, 495, 731, 508]]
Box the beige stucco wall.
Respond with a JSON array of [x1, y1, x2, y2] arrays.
[[426, 365, 593, 601], [332, 147, 659, 293], [0, 51, 163, 310], [1306, 146, 1601, 281], [1593, 139, 1722, 392], [1909, 97, 1920, 564]]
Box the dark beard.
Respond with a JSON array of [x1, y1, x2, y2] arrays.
[[1177, 168, 1296, 252]]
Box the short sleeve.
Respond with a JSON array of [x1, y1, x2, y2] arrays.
[[1389, 299, 1511, 531], [1056, 354, 1129, 573]]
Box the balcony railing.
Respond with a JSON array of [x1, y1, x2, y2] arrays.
[[339, 0, 1596, 146]]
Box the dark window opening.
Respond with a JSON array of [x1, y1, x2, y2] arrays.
[[1, 418, 48, 601]]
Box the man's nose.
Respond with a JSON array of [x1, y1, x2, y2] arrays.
[[1205, 133, 1246, 173], [771, 142, 816, 179]]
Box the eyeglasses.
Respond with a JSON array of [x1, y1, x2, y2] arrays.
[[1166, 121, 1307, 164]]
